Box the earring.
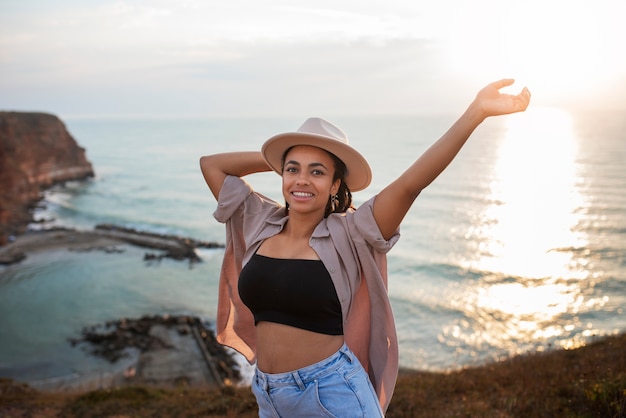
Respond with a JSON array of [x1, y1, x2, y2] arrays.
[[331, 194, 339, 208]]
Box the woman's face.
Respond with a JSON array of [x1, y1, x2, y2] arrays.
[[282, 145, 341, 217]]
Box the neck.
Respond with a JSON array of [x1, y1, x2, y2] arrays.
[[284, 212, 322, 239]]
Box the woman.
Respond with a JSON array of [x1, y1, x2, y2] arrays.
[[200, 79, 531, 416]]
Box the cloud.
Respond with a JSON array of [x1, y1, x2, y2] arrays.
[[2, 36, 467, 117], [1, 0, 624, 117]]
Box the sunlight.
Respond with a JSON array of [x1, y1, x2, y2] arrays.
[[464, 280, 586, 343], [501, 2, 605, 97], [440, 1, 624, 104], [443, 107, 601, 357], [466, 107, 588, 279], [444, 275, 610, 356], [476, 282, 579, 321]]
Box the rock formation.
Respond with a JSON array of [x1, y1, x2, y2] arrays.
[[0, 112, 94, 245]]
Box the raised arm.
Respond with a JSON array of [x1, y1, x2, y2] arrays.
[[199, 151, 271, 199], [373, 79, 531, 239]]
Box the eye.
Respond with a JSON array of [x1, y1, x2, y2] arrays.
[[312, 169, 325, 176], [284, 166, 298, 174]]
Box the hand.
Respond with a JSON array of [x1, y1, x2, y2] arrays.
[[474, 79, 531, 118]]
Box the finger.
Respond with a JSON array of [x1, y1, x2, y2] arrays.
[[516, 88, 531, 110], [491, 78, 515, 90], [518, 87, 531, 102], [522, 88, 532, 109]]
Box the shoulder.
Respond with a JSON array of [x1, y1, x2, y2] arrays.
[[328, 195, 400, 253], [214, 175, 284, 223]]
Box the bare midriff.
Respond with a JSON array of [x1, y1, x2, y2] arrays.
[[255, 321, 344, 374]]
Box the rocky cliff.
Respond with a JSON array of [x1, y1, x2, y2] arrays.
[[0, 112, 94, 245]]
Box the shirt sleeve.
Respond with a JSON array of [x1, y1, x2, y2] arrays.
[[352, 195, 400, 253], [213, 175, 253, 223]]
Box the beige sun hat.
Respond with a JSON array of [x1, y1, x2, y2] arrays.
[[261, 117, 372, 192]]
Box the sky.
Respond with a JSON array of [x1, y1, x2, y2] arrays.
[[1, 0, 624, 118]]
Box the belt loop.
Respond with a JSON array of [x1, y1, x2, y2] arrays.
[[292, 371, 306, 390], [256, 369, 269, 392], [343, 344, 353, 363]]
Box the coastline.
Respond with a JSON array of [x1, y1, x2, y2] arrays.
[[0, 225, 224, 266], [1, 332, 624, 417], [0, 227, 239, 393], [14, 314, 243, 394], [1, 228, 625, 416]]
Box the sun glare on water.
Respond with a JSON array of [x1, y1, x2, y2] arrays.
[[474, 108, 586, 279], [443, 107, 608, 359]]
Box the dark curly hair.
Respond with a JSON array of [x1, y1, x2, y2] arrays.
[[281, 147, 353, 217]]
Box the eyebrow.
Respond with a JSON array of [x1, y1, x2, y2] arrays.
[[285, 160, 329, 170]]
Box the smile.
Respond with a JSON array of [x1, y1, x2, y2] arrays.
[[292, 191, 314, 198]]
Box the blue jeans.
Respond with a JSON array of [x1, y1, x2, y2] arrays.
[[251, 343, 384, 417]]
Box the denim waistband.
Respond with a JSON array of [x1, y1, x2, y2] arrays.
[[255, 343, 355, 390]]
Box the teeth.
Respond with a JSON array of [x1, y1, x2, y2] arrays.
[[293, 192, 313, 197]]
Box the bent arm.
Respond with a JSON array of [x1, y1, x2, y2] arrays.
[[373, 79, 531, 239], [199, 152, 272, 199]]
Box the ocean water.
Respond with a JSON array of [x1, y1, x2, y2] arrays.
[[0, 107, 625, 387]]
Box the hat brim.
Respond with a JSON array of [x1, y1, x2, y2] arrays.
[[261, 132, 372, 192]]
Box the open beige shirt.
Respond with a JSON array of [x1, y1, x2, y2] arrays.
[[213, 175, 400, 412]]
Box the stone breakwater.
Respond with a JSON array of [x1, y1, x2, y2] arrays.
[[68, 314, 241, 389], [0, 111, 94, 245], [94, 224, 224, 262], [0, 224, 225, 265]]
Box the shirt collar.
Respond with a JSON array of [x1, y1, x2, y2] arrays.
[[265, 213, 331, 238]]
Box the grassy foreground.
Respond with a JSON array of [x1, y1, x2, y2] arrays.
[[1, 334, 624, 417]]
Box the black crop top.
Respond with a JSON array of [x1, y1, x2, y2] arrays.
[[238, 254, 343, 335]]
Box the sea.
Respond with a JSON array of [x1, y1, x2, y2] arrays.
[[0, 107, 625, 389]]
